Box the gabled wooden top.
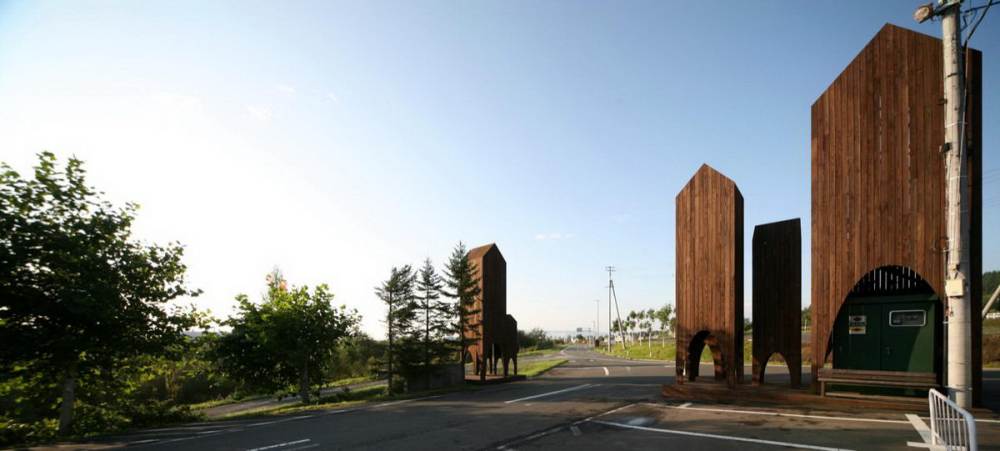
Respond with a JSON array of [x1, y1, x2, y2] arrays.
[[467, 243, 503, 262]]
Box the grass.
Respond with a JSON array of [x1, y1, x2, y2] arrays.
[[517, 346, 562, 358], [518, 358, 568, 377], [215, 383, 482, 420], [187, 375, 379, 412], [216, 385, 388, 419]]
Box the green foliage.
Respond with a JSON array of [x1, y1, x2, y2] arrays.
[[414, 259, 457, 369], [0, 153, 200, 438], [802, 305, 812, 328], [375, 265, 418, 394], [518, 328, 554, 350], [442, 242, 482, 362], [655, 304, 673, 333], [213, 270, 360, 404]]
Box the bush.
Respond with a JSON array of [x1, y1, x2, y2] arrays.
[[518, 328, 555, 350]]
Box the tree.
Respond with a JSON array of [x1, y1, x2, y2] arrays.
[[415, 259, 457, 370], [656, 304, 674, 345], [375, 265, 416, 395], [442, 242, 481, 370], [215, 269, 359, 403], [645, 308, 655, 353], [0, 153, 200, 435], [801, 305, 812, 329]]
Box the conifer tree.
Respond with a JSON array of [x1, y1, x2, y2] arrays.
[[375, 265, 416, 394], [441, 242, 481, 370]]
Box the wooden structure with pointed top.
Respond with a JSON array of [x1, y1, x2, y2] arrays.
[[675, 164, 744, 388], [810, 24, 983, 403], [465, 243, 519, 381], [752, 218, 801, 387]]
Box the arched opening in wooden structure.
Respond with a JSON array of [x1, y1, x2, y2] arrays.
[[756, 351, 798, 386], [686, 330, 725, 382], [824, 265, 941, 379]]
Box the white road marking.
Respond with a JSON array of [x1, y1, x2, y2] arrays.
[[505, 384, 597, 404], [246, 438, 311, 451], [570, 425, 582, 436], [372, 395, 443, 409], [496, 426, 565, 449], [129, 439, 160, 444], [196, 429, 225, 434], [574, 402, 639, 425], [591, 420, 851, 450], [646, 402, 908, 425], [603, 367, 610, 376]]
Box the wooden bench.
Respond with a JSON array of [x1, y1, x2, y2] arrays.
[[817, 369, 938, 396]]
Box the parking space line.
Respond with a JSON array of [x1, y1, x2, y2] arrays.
[[505, 384, 597, 404], [590, 420, 852, 450], [603, 367, 609, 376]]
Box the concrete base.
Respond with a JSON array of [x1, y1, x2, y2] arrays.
[[465, 374, 526, 385], [662, 381, 931, 413]]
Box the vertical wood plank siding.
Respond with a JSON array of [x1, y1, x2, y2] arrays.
[[675, 164, 744, 387], [752, 219, 802, 387], [810, 24, 982, 403]]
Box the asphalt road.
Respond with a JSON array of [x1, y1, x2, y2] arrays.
[[53, 345, 1000, 451]]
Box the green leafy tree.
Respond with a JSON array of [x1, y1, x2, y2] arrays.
[[656, 303, 674, 345], [0, 153, 200, 435], [214, 269, 359, 403], [801, 305, 812, 329], [375, 265, 417, 394], [645, 308, 655, 352], [442, 242, 481, 368]]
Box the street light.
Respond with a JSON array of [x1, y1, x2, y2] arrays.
[[914, 2, 936, 23]]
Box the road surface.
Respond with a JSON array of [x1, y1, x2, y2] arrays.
[[57, 345, 1000, 450]]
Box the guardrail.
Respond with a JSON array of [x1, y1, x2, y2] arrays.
[[927, 388, 977, 451]]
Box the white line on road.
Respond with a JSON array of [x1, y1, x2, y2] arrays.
[[246, 438, 311, 451], [603, 367, 609, 376], [647, 402, 908, 425], [505, 384, 597, 404], [590, 420, 852, 451], [496, 426, 565, 449], [574, 402, 638, 424], [570, 425, 582, 436]]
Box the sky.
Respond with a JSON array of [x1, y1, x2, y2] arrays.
[[0, 0, 997, 339]]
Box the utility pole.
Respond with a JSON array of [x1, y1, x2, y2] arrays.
[[941, 0, 972, 409], [915, 0, 974, 409], [595, 299, 601, 348], [606, 266, 627, 349], [607, 267, 614, 352]]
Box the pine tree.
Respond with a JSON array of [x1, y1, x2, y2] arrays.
[[415, 259, 454, 374], [442, 242, 481, 371], [375, 265, 416, 394]]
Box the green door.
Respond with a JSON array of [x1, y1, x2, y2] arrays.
[[832, 294, 937, 373], [879, 301, 935, 372]]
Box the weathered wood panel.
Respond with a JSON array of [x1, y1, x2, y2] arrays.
[[465, 243, 517, 380], [675, 164, 744, 387], [752, 219, 801, 387], [810, 24, 982, 403]]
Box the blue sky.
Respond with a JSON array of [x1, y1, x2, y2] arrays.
[[0, 1, 997, 338]]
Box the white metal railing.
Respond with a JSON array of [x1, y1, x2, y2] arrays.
[[928, 388, 977, 451]]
